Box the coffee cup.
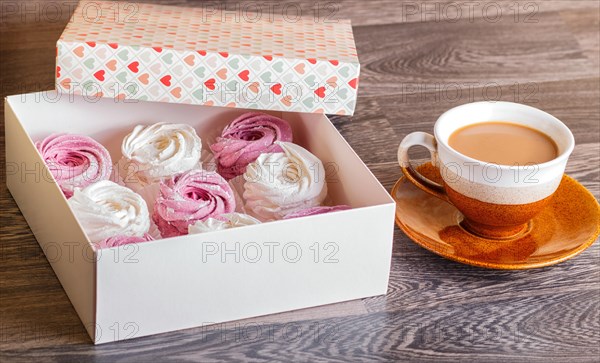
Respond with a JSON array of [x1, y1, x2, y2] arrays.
[[397, 101, 575, 239]]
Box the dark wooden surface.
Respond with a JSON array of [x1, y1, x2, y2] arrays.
[[1, 1, 599, 362]]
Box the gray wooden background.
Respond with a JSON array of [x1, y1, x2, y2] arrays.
[[1, 0, 598, 361]]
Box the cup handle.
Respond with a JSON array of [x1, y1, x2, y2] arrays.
[[398, 132, 448, 201]]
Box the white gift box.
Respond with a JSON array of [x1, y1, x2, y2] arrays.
[[5, 93, 395, 344], [6, 0, 393, 344]]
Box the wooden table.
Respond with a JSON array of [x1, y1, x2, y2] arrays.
[[1, 1, 598, 361]]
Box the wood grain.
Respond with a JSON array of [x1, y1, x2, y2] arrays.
[[329, 97, 401, 165], [355, 10, 598, 97], [0, 0, 599, 361], [561, 8, 600, 70]]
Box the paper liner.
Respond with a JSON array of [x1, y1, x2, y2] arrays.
[[228, 175, 248, 215]]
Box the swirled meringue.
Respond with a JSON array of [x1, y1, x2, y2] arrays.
[[210, 112, 293, 180], [96, 233, 154, 249], [188, 213, 261, 234], [284, 205, 351, 219], [121, 122, 202, 184], [36, 133, 112, 198], [68, 181, 150, 243], [243, 142, 327, 221], [153, 170, 236, 237]]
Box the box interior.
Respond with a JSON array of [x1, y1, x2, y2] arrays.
[[8, 93, 392, 216]]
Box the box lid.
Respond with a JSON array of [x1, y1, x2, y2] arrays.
[[55, 1, 360, 115]]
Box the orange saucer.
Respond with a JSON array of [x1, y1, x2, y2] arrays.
[[392, 164, 600, 269]]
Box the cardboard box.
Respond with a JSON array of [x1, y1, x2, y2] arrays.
[[5, 93, 395, 343], [5, 0, 394, 344]]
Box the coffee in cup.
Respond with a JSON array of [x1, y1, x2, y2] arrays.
[[448, 121, 558, 165], [398, 101, 575, 239]]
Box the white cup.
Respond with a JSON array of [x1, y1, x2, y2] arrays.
[[398, 101, 575, 239]]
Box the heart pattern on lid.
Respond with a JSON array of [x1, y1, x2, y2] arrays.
[[55, 0, 359, 115]]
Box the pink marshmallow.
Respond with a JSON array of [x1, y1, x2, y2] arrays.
[[96, 233, 154, 249], [153, 170, 236, 237], [36, 133, 112, 198], [283, 205, 351, 219], [210, 112, 293, 179]]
